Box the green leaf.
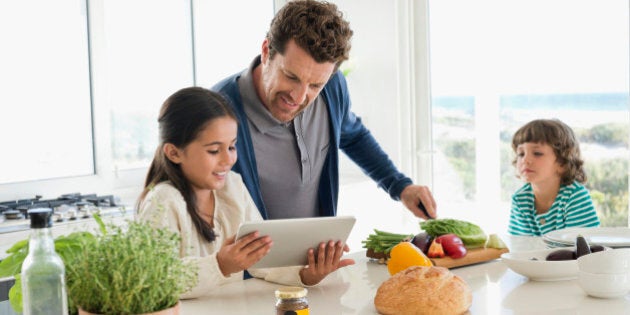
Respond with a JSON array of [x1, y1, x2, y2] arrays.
[[93, 214, 107, 235], [0, 247, 27, 277], [420, 218, 487, 249], [9, 274, 23, 313], [6, 239, 27, 254]]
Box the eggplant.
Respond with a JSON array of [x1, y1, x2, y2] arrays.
[[546, 249, 576, 261], [576, 235, 591, 258], [411, 232, 433, 254], [590, 245, 605, 253]]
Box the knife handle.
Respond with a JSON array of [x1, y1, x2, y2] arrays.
[[418, 201, 432, 219]]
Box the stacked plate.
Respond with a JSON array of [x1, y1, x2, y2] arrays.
[[543, 227, 630, 248]]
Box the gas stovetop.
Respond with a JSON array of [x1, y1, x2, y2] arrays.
[[0, 193, 131, 234]]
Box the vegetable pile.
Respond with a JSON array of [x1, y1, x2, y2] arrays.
[[420, 218, 487, 249], [363, 218, 507, 262]]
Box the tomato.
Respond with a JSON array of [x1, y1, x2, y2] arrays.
[[435, 234, 467, 259]]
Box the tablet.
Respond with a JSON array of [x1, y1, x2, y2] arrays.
[[235, 216, 356, 268]]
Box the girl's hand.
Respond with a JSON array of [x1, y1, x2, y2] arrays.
[[216, 231, 272, 276], [299, 240, 355, 286]]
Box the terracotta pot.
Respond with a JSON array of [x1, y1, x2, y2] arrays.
[[78, 301, 180, 315]]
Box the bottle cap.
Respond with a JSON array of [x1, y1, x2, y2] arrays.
[[275, 286, 307, 299], [28, 208, 53, 229]]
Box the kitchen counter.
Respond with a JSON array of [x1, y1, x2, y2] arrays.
[[181, 235, 630, 314]]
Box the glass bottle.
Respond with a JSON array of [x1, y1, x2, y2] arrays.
[[275, 286, 309, 315], [21, 208, 69, 315]]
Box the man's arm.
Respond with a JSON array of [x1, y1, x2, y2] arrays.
[[325, 72, 435, 219]]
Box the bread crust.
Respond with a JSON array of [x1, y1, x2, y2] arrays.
[[374, 266, 472, 315]]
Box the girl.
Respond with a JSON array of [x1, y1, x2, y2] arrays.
[[508, 119, 600, 236], [136, 87, 353, 298]]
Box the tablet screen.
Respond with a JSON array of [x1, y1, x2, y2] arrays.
[[235, 216, 356, 268]]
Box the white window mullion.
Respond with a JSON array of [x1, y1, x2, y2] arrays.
[[407, 0, 434, 188], [394, 0, 414, 177], [474, 93, 501, 209]]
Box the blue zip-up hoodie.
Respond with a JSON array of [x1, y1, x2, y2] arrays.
[[212, 66, 412, 219]]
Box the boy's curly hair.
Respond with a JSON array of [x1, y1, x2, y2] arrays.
[[511, 119, 586, 185], [267, 0, 353, 71]]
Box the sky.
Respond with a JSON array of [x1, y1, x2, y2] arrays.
[[428, 0, 630, 95]]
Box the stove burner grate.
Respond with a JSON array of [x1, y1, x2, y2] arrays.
[[0, 193, 121, 220]]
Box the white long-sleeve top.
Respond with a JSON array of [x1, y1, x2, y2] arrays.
[[136, 171, 304, 299]]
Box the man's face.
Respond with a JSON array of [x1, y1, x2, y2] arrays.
[[256, 39, 336, 122]]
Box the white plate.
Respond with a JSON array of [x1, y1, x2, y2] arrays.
[[501, 248, 578, 281], [543, 227, 630, 248]]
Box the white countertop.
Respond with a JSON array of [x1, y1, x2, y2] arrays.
[[181, 236, 630, 314]]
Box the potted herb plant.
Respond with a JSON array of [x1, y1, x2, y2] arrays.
[[0, 216, 198, 315]]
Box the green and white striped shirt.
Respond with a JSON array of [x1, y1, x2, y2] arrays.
[[508, 181, 600, 236]]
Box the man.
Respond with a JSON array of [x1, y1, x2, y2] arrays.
[[212, 0, 437, 221]]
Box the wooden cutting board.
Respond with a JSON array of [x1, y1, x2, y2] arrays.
[[366, 247, 509, 269], [430, 247, 509, 268]]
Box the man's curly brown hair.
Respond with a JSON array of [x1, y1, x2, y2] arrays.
[[511, 119, 586, 186], [267, 0, 353, 71]]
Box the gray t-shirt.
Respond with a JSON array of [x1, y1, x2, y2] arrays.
[[237, 58, 330, 219]]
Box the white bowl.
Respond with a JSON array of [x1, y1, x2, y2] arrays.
[[501, 248, 578, 281], [577, 248, 630, 274], [578, 270, 630, 298]]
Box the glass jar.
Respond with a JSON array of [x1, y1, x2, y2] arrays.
[[275, 286, 309, 315]]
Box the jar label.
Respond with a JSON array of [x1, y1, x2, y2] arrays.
[[279, 310, 309, 315]]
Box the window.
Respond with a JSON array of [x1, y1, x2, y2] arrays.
[[0, 0, 93, 184], [92, 0, 195, 171], [0, 1, 274, 201], [333, 0, 628, 251], [429, 0, 630, 231], [193, 0, 273, 88]]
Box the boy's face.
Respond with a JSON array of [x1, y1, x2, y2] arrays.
[[515, 142, 563, 186]]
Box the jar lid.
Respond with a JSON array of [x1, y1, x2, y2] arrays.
[[28, 208, 52, 229], [275, 286, 307, 299]]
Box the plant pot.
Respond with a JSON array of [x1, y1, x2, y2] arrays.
[[78, 301, 180, 315]]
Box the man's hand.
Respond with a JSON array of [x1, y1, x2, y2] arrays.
[[216, 232, 273, 276], [299, 240, 355, 286], [400, 184, 437, 220]]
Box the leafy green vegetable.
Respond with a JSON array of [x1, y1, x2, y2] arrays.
[[8, 274, 22, 313], [420, 218, 487, 249], [6, 239, 28, 254], [0, 247, 28, 278], [485, 233, 508, 249], [0, 214, 197, 315], [66, 221, 197, 314]]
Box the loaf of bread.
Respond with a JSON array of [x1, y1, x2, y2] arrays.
[[374, 265, 472, 315]]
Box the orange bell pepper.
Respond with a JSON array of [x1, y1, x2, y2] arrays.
[[387, 241, 433, 276], [427, 239, 445, 258]]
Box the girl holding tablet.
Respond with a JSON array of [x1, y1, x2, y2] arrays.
[[136, 87, 353, 298]]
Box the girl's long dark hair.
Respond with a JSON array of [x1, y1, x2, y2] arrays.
[[138, 87, 237, 242]]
